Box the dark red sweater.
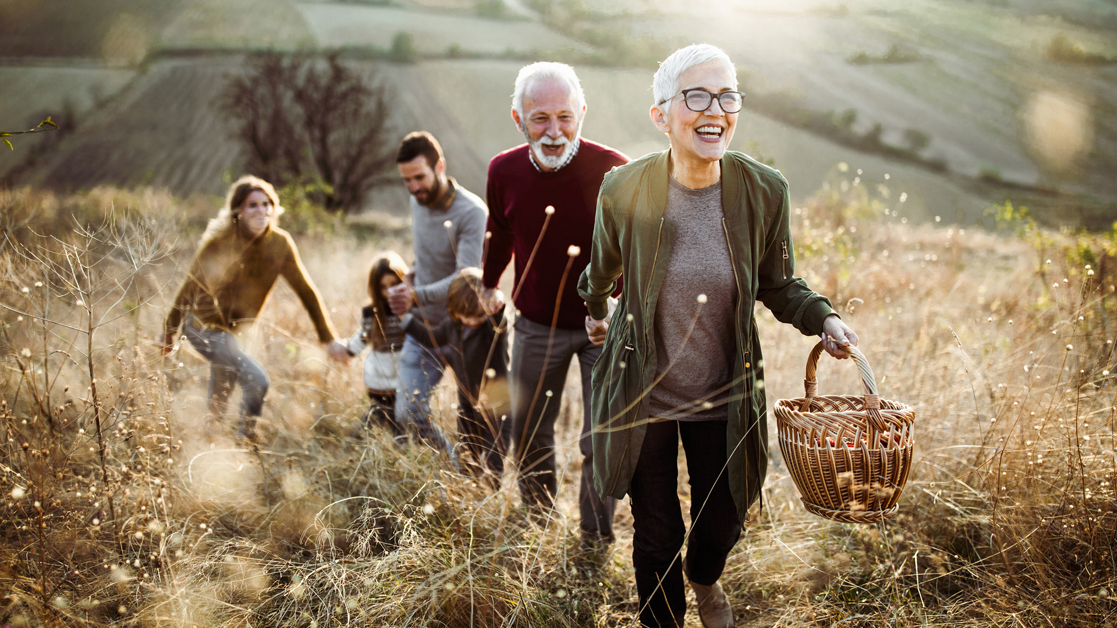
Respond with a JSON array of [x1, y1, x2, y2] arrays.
[[483, 139, 628, 330]]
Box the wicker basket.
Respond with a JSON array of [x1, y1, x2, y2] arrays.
[[774, 342, 915, 524]]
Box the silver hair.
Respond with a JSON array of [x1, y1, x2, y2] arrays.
[[512, 62, 586, 118], [652, 44, 736, 107]]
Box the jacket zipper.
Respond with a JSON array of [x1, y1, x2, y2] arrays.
[[722, 218, 744, 360], [640, 217, 666, 376], [609, 216, 664, 496], [782, 240, 789, 280], [722, 218, 763, 511]]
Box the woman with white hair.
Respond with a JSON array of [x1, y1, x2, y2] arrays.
[[162, 175, 349, 442], [578, 45, 859, 627]]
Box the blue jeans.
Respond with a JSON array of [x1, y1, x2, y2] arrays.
[[394, 335, 454, 457], [182, 316, 269, 432]]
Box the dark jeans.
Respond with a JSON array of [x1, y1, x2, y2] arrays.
[[510, 315, 616, 540], [182, 316, 269, 433], [630, 420, 742, 628]]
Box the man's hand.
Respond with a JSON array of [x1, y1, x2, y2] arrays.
[[160, 332, 176, 356], [326, 340, 351, 364], [584, 297, 617, 347], [481, 287, 505, 315], [387, 282, 415, 317], [820, 314, 859, 359], [585, 316, 609, 346]]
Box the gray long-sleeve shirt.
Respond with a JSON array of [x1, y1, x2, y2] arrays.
[[409, 178, 488, 325]]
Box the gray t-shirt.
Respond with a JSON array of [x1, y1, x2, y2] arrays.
[[409, 178, 488, 325], [647, 177, 738, 422]]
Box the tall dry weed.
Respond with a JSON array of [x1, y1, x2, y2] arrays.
[[0, 181, 1113, 627]]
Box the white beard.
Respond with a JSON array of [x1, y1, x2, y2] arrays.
[[524, 120, 583, 170]]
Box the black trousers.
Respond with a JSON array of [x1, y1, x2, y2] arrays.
[[629, 419, 742, 628]]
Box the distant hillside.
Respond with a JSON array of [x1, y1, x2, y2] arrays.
[[21, 56, 490, 206], [0, 0, 180, 59]]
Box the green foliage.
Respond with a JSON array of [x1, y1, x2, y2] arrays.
[[988, 200, 1115, 370], [0, 117, 59, 150], [475, 0, 506, 18], [902, 128, 930, 153], [988, 199, 1033, 235], [848, 43, 921, 65], [832, 108, 857, 131], [1046, 32, 1115, 64], [389, 31, 417, 64], [277, 181, 346, 237], [528, 0, 670, 69], [977, 164, 1002, 183], [748, 92, 948, 173]]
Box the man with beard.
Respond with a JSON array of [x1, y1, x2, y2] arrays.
[[389, 131, 488, 460], [481, 62, 628, 548]]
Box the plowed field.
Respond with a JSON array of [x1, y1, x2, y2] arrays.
[[160, 0, 313, 50], [0, 63, 136, 178], [297, 2, 589, 55]]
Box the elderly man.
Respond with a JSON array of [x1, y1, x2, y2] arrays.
[[481, 62, 628, 547], [389, 131, 488, 459]]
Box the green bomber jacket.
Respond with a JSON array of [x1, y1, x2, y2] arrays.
[[576, 149, 836, 520]]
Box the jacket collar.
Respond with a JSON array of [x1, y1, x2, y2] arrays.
[[650, 149, 743, 223]]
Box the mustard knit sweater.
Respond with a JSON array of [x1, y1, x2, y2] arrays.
[[164, 225, 337, 342]]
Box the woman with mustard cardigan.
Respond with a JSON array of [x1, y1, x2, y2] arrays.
[[161, 176, 349, 442]]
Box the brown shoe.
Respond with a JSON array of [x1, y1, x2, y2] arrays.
[[689, 581, 734, 628]]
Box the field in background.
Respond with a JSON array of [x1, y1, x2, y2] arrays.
[[0, 52, 1004, 227], [0, 64, 135, 180], [620, 0, 1117, 199], [0, 182, 1114, 627], [160, 0, 313, 50], [296, 2, 588, 56], [2, 0, 1115, 228], [417, 58, 997, 226]]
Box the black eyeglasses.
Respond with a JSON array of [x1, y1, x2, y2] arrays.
[[661, 88, 744, 114]]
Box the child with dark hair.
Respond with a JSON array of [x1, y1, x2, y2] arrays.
[[401, 267, 510, 483], [347, 252, 410, 439]]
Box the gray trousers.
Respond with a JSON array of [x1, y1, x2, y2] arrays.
[[510, 315, 616, 541], [182, 315, 269, 429]]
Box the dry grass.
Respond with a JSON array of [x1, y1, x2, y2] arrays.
[[0, 179, 1114, 627]]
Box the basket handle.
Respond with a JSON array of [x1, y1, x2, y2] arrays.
[[800, 341, 888, 436]]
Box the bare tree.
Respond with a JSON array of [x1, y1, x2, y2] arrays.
[[220, 53, 395, 213]]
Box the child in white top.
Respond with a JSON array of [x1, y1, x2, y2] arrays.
[[347, 252, 409, 438]]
